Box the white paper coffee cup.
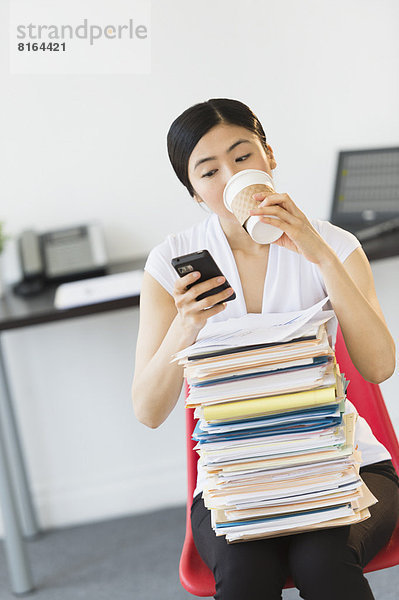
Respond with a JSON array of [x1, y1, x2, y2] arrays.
[[223, 169, 283, 244]]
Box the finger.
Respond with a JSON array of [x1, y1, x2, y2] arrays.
[[184, 297, 229, 321], [186, 275, 228, 299], [196, 286, 235, 310], [252, 191, 274, 201], [253, 193, 290, 213], [254, 192, 303, 217], [252, 192, 277, 200], [199, 301, 229, 318], [249, 204, 298, 226], [174, 270, 201, 294], [258, 216, 296, 238], [252, 192, 283, 204]]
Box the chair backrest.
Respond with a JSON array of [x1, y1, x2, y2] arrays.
[[179, 326, 399, 596], [334, 329, 399, 473]]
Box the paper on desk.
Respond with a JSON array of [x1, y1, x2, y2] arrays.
[[54, 270, 143, 309], [171, 297, 333, 362]]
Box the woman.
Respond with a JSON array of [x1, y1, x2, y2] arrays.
[[132, 98, 399, 600]]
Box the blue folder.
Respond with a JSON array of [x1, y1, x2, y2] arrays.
[[193, 414, 343, 444], [200, 403, 341, 430]]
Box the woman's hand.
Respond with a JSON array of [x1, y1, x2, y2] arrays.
[[172, 272, 233, 338], [249, 192, 333, 265]]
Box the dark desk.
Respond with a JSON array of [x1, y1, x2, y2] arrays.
[[0, 258, 145, 594]]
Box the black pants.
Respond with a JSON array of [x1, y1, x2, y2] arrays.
[[191, 460, 399, 600]]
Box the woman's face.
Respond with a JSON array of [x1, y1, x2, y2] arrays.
[[187, 123, 277, 221]]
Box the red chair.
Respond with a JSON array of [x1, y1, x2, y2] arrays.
[[179, 326, 399, 597]]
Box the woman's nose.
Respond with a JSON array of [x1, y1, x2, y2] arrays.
[[222, 165, 247, 189]]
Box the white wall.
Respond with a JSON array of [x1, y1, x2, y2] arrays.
[[0, 0, 398, 535]]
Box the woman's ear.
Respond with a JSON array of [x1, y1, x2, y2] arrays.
[[266, 145, 277, 170], [193, 192, 203, 205], [193, 193, 211, 213]]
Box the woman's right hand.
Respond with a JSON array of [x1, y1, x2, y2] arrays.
[[173, 272, 234, 339]]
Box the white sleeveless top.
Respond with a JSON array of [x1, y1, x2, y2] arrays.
[[144, 213, 392, 498]]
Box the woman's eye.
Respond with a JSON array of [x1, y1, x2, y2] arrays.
[[202, 155, 251, 178]]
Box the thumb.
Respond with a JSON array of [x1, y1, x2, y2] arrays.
[[252, 192, 266, 201]]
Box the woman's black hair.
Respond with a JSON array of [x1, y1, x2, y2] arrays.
[[167, 98, 268, 199]]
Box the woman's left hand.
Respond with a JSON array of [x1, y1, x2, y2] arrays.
[[249, 192, 333, 265]]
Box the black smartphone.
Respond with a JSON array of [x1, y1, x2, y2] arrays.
[[171, 249, 236, 304]]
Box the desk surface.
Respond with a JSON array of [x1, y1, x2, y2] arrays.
[[0, 258, 146, 332]]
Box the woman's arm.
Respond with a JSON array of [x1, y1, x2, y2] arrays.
[[132, 269, 232, 428], [317, 245, 396, 384], [249, 193, 396, 384], [131, 271, 195, 428]]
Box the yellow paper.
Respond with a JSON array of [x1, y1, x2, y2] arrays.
[[203, 385, 337, 422]]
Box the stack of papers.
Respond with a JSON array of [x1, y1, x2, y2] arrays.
[[173, 300, 377, 543]]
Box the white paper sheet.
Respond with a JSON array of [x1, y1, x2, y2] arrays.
[[171, 298, 333, 362]]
